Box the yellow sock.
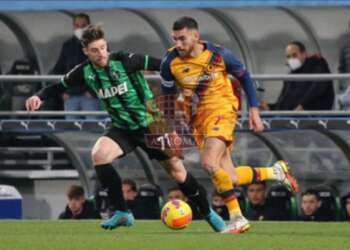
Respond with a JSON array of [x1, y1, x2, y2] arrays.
[[235, 166, 277, 185], [235, 166, 254, 185], [224, 195, 242, 217], [255, 167, 276, 180], [211, 168, 242, 217]]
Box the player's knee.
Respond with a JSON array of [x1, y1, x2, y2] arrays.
[[171, 170, 186, 182], [91, 148, 112, 166], [166, 157, 187, 182], [201, 156, 219, 173]]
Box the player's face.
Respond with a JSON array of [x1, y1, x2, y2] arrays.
[[247, 184, 266, 206], [301, 194, 321, 216], [83, 38, 109, 68], [68, 196, 85, 215], [168, 190, 186, 201], [122, 184, 137, 201], [211, 195, 225, 207], [172, 28, 199, 57]]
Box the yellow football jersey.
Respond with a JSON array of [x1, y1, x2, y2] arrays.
[[160, 41, 257, 122]]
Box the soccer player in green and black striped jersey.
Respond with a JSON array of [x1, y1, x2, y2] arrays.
[[26, 25, 226, 232]]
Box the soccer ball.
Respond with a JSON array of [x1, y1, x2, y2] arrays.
[[161, 199, 192, 229]]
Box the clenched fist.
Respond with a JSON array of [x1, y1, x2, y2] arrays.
[[25, 96, 42, 111]]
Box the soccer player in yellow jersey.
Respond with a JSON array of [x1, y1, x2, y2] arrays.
[[160, 16, 299, 233]]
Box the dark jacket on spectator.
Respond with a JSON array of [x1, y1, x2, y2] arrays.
[[244, 198, 290, 221], [58, 200, 101, 219], [338, 33, 350, 74], [273, 54, 334, 110], [298, 209, 333, 222], [51, 36, 88, 96]]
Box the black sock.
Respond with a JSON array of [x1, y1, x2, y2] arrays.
[[178, 172, 210, 216], [95, 163, 127, 212]]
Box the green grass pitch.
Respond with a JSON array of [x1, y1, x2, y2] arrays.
[[0, 220, 349, 250]]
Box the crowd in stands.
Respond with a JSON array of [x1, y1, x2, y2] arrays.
[[58, 180, 350, 221]]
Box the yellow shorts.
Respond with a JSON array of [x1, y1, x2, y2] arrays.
[[191, 110, 237, 150]]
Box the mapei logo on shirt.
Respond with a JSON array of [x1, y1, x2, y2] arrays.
[[97, 82, 128, 99]]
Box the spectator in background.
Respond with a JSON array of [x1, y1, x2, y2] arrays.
[[122, 179, 162, 219], [264, 41, 334, 111], [122, 178, 138, 210], [342, 193, 350, 220], [59, 185, 100, 219], [299, 189, 328, 221], [167, 186, 201, 220], [336, 87, 350, 110], [337, 20, 350, 110], [51, 13, 100, 117], [211, 191, 229, 220], [167, 186, 186, 201], [244, 182, 288, 221]]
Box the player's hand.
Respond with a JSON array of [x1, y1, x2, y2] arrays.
[[25, 96, 42, 111], [249, 107, 264, 133], [295, 104, 304, 111]]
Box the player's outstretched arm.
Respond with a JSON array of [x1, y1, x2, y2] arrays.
[[25, 82, 66, 111]]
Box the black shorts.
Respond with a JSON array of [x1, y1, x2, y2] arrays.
[[104, 127, 171, 162]]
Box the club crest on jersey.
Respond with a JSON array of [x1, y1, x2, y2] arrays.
[[88, 74, 96, 81], [97, 82, 128, 99], [110, 71, 120, 81], [182, 67, 190, 74]]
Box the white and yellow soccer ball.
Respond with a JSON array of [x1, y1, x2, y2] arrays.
[[161, 199, 192, 230]]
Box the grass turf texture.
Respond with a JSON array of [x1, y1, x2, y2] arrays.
[[0, 220, 349, 250]]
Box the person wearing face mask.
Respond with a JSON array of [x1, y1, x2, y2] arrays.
[[269, 41, 334, 111], [51, 13, 100, 117]]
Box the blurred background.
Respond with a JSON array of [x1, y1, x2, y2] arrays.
[[0, 0, 350, 222]]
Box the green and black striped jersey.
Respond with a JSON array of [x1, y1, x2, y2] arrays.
[[60, 51, 161, 130]]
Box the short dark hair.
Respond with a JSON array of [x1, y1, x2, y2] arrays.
[[81, 24, 105, 48], [288, 40, 306, 53], [302, 189, 320, 201], [67, 185, 85, 200], [248, 182, 267, 188], [167, 186, 183, 194], [173, 16, 199, 31], [73, 13, 91, 25], [122, 179, 137, 192]]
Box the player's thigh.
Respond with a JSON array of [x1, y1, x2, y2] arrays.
[[91, 136, 124, 165]]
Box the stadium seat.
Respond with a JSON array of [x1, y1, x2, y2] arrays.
[[243, 184, 295, 220], [132, 183, 162, 219], [267, 184, 298, 220], [313, 186, 342, 221], [341, 193, 350, 220], [7, 59, 41, 111]]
